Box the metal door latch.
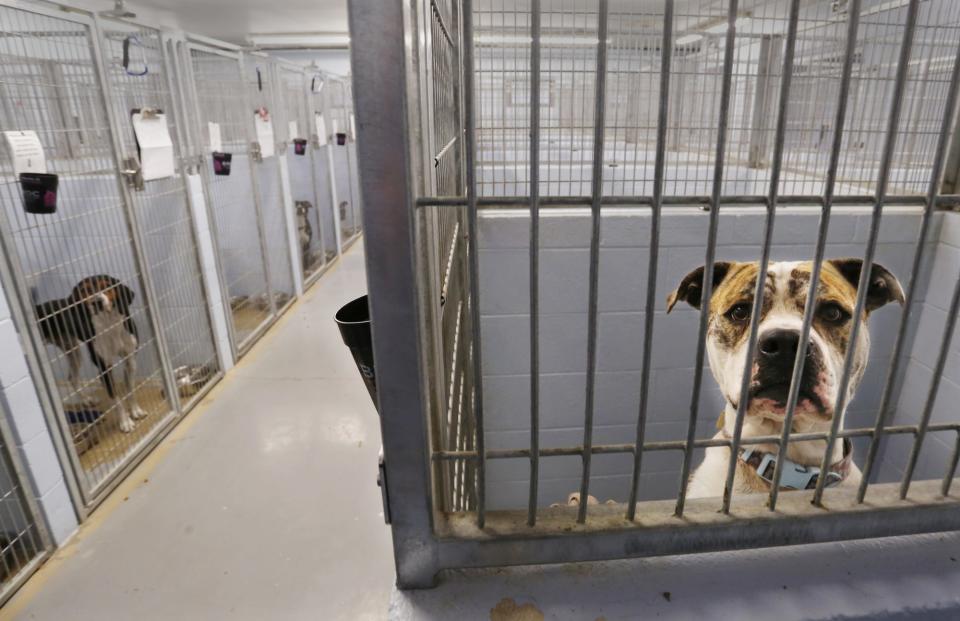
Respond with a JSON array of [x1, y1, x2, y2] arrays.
[[121, 157, 144, 191], [378, 453, 391, 524]]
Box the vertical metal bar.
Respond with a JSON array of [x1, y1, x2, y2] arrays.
[[721, 0, 801, 514], [835, 0, 921, 505], [899, 39, 960, 499], [942, 431, 960, 496], [527, 0, 541, 527], [625, 0, 674, 519], [349, 0, 440, 588], [461, 0, 487, 528], [669, 0, 738, 519], [576, 0, 610, 525], [767, 0, 862, 508]]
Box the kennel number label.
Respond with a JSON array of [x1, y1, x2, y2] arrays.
[[315, 114, 328, 146], [288, 121, 299, 141], [208, 122, 222, 152], [254, 114, 276, 158], [4, 131, 47, 175], [132, 112, 175, 181]]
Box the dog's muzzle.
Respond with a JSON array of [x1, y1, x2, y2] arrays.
[[750, 328, 824, 410]]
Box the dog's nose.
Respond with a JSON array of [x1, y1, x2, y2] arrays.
[[758, 329, 800, 361]]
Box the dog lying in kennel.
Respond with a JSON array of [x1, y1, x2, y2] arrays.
[[35, 274, 146, 434], [664, 258, 904, 498]]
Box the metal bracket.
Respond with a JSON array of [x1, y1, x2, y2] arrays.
[[121, 157, 144, 191], [378, 452, 391, 524], [251, 142, 263, 163]]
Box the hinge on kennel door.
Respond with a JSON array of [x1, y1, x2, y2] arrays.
[[121, 157, 144, 191], [378, 451, 391, 524]]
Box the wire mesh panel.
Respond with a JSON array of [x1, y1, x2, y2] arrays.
[[354, 0, 960, 587], [307, 72, 339, 259], [344, 81, 363, 239], [97, 19, 220, 413], [322, 77, 360, 245], [0, 3, 181, 503], [0, 401, 51, 605], [245, 57, 295, 313], [275, 64, 328, 285], [185, 44, 273, 355]]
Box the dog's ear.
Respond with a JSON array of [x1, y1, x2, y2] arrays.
[[827, 258, 904, 313], [666, 262, 734, 313], [116, 283, 135, 310]]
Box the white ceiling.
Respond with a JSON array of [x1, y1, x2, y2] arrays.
[[126, 0, 349, 44]]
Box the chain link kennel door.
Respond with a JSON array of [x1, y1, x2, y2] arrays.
[[307, 71, 340, 262], [96, 18, 221, 414], [0, 401, 52, 605], [275, 62, 329, 287], [0, 1, 187, 509], [184, 43, 275, 357], [245, 56, 295, 314]]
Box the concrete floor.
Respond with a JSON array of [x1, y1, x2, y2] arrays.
[[3, 242, 395, 620], [8, 240, 960, 621]]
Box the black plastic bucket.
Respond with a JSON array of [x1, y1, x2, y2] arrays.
[[335, 295, 377, 410]]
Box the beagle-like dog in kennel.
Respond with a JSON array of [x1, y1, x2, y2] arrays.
[[666, 258, 904, 499], [36, 274, 146, 433]]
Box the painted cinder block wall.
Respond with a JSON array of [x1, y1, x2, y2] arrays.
[[478, 205, 939, 509]]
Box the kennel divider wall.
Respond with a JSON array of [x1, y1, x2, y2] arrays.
[[352, 0, 960, 588]]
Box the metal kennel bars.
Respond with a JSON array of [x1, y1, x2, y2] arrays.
[[351, 0, 960, 587]]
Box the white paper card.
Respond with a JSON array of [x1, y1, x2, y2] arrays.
[[207, 122, 222, 153], [315, 114, 328, 146], [350, 114, 356, 139], [254, 114, 275, 158], [288, 121, 299, 141], [132, 111, 175, 181], [4, 131, 47, 175]]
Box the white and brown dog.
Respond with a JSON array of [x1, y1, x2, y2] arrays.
[[666, 259, 904, 499]]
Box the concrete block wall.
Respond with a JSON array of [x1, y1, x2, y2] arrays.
[[478, 205, 934, 509], [0, 278, 77, 545], [887, 212, 960, 485]]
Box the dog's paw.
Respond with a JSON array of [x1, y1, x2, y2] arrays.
[[130, 404, 148, 420], [119, 417, 135, 433], [566, 492, 599, 507]]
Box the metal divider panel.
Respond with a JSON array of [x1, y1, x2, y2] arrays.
[[97, 21, 220, 410], [0, 4, 178, 501], [246, 59, 294, 308], [187, 47, 272, 351]]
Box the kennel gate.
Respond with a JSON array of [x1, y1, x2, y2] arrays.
[[274, 61, 331, 287], [307, 70, 346, 259], [352, 0, 960, 587], [0, 1, 221, 512], [322, 76, 362, 249], [245, 55, 296, 313], [0, 399, 52, 605], [178, 42, 278, 357]]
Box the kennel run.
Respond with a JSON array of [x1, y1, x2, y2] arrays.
[[353, 0, 960, 587], [0, 0, 359, 602]]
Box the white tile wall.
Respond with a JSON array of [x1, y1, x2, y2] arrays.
[[478, 205, 936, 509]]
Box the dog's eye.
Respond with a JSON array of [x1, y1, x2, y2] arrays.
[[819, 303, 849, 324], [726, 303, 751, 322]]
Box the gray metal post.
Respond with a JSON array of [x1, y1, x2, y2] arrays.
[[349, 0, 440, 589], [748, 35, 783, 169]]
